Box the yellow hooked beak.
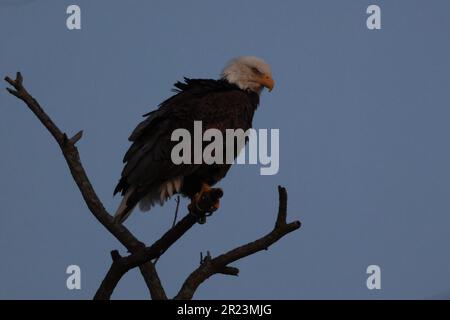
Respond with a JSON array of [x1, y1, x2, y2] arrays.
[[259, 74, 275, 92]]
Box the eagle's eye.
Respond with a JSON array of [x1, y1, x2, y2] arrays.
[[251, 67, 263, 75]]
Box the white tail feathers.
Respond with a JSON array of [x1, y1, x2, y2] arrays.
[[114, 178, 183, 224], [159, 178, 182, 203], [140, 177, 183, 211]]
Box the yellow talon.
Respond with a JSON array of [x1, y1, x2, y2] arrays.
[[190, 183, 221, 215]]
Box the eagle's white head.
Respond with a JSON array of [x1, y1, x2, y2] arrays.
[[221, 56, 275, 94]]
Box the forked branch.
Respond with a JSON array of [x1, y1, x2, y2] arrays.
[[175, 186, 300, 299]]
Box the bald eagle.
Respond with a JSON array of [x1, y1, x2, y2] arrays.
[[113, 56, 274, 223]]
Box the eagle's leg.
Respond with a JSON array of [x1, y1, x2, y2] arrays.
[[189, 183, 223, 223]]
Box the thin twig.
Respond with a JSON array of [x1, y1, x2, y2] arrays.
[[172, 195, 181, 228]]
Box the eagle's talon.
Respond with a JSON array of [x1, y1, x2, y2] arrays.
[[213, 188, 224, 198], [197, 216, 207, 224], [188, 207, 207, 224], [188, 184, 222, 223]]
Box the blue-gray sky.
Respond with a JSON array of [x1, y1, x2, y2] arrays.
[[1, 0, 450, 299]]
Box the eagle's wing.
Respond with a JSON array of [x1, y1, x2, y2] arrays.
[[113, 79, 254, 222]]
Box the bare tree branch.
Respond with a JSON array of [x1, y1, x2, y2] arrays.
[[93, 190, 223, 300], [174, 186, 300, 300], [5, 73, 301, 301], [4, 72, 167, 299], [139, 263, 167, 300], [4, 73, 142, 250]]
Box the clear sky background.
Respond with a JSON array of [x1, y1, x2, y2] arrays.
[[1, 0, 450, 300]]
